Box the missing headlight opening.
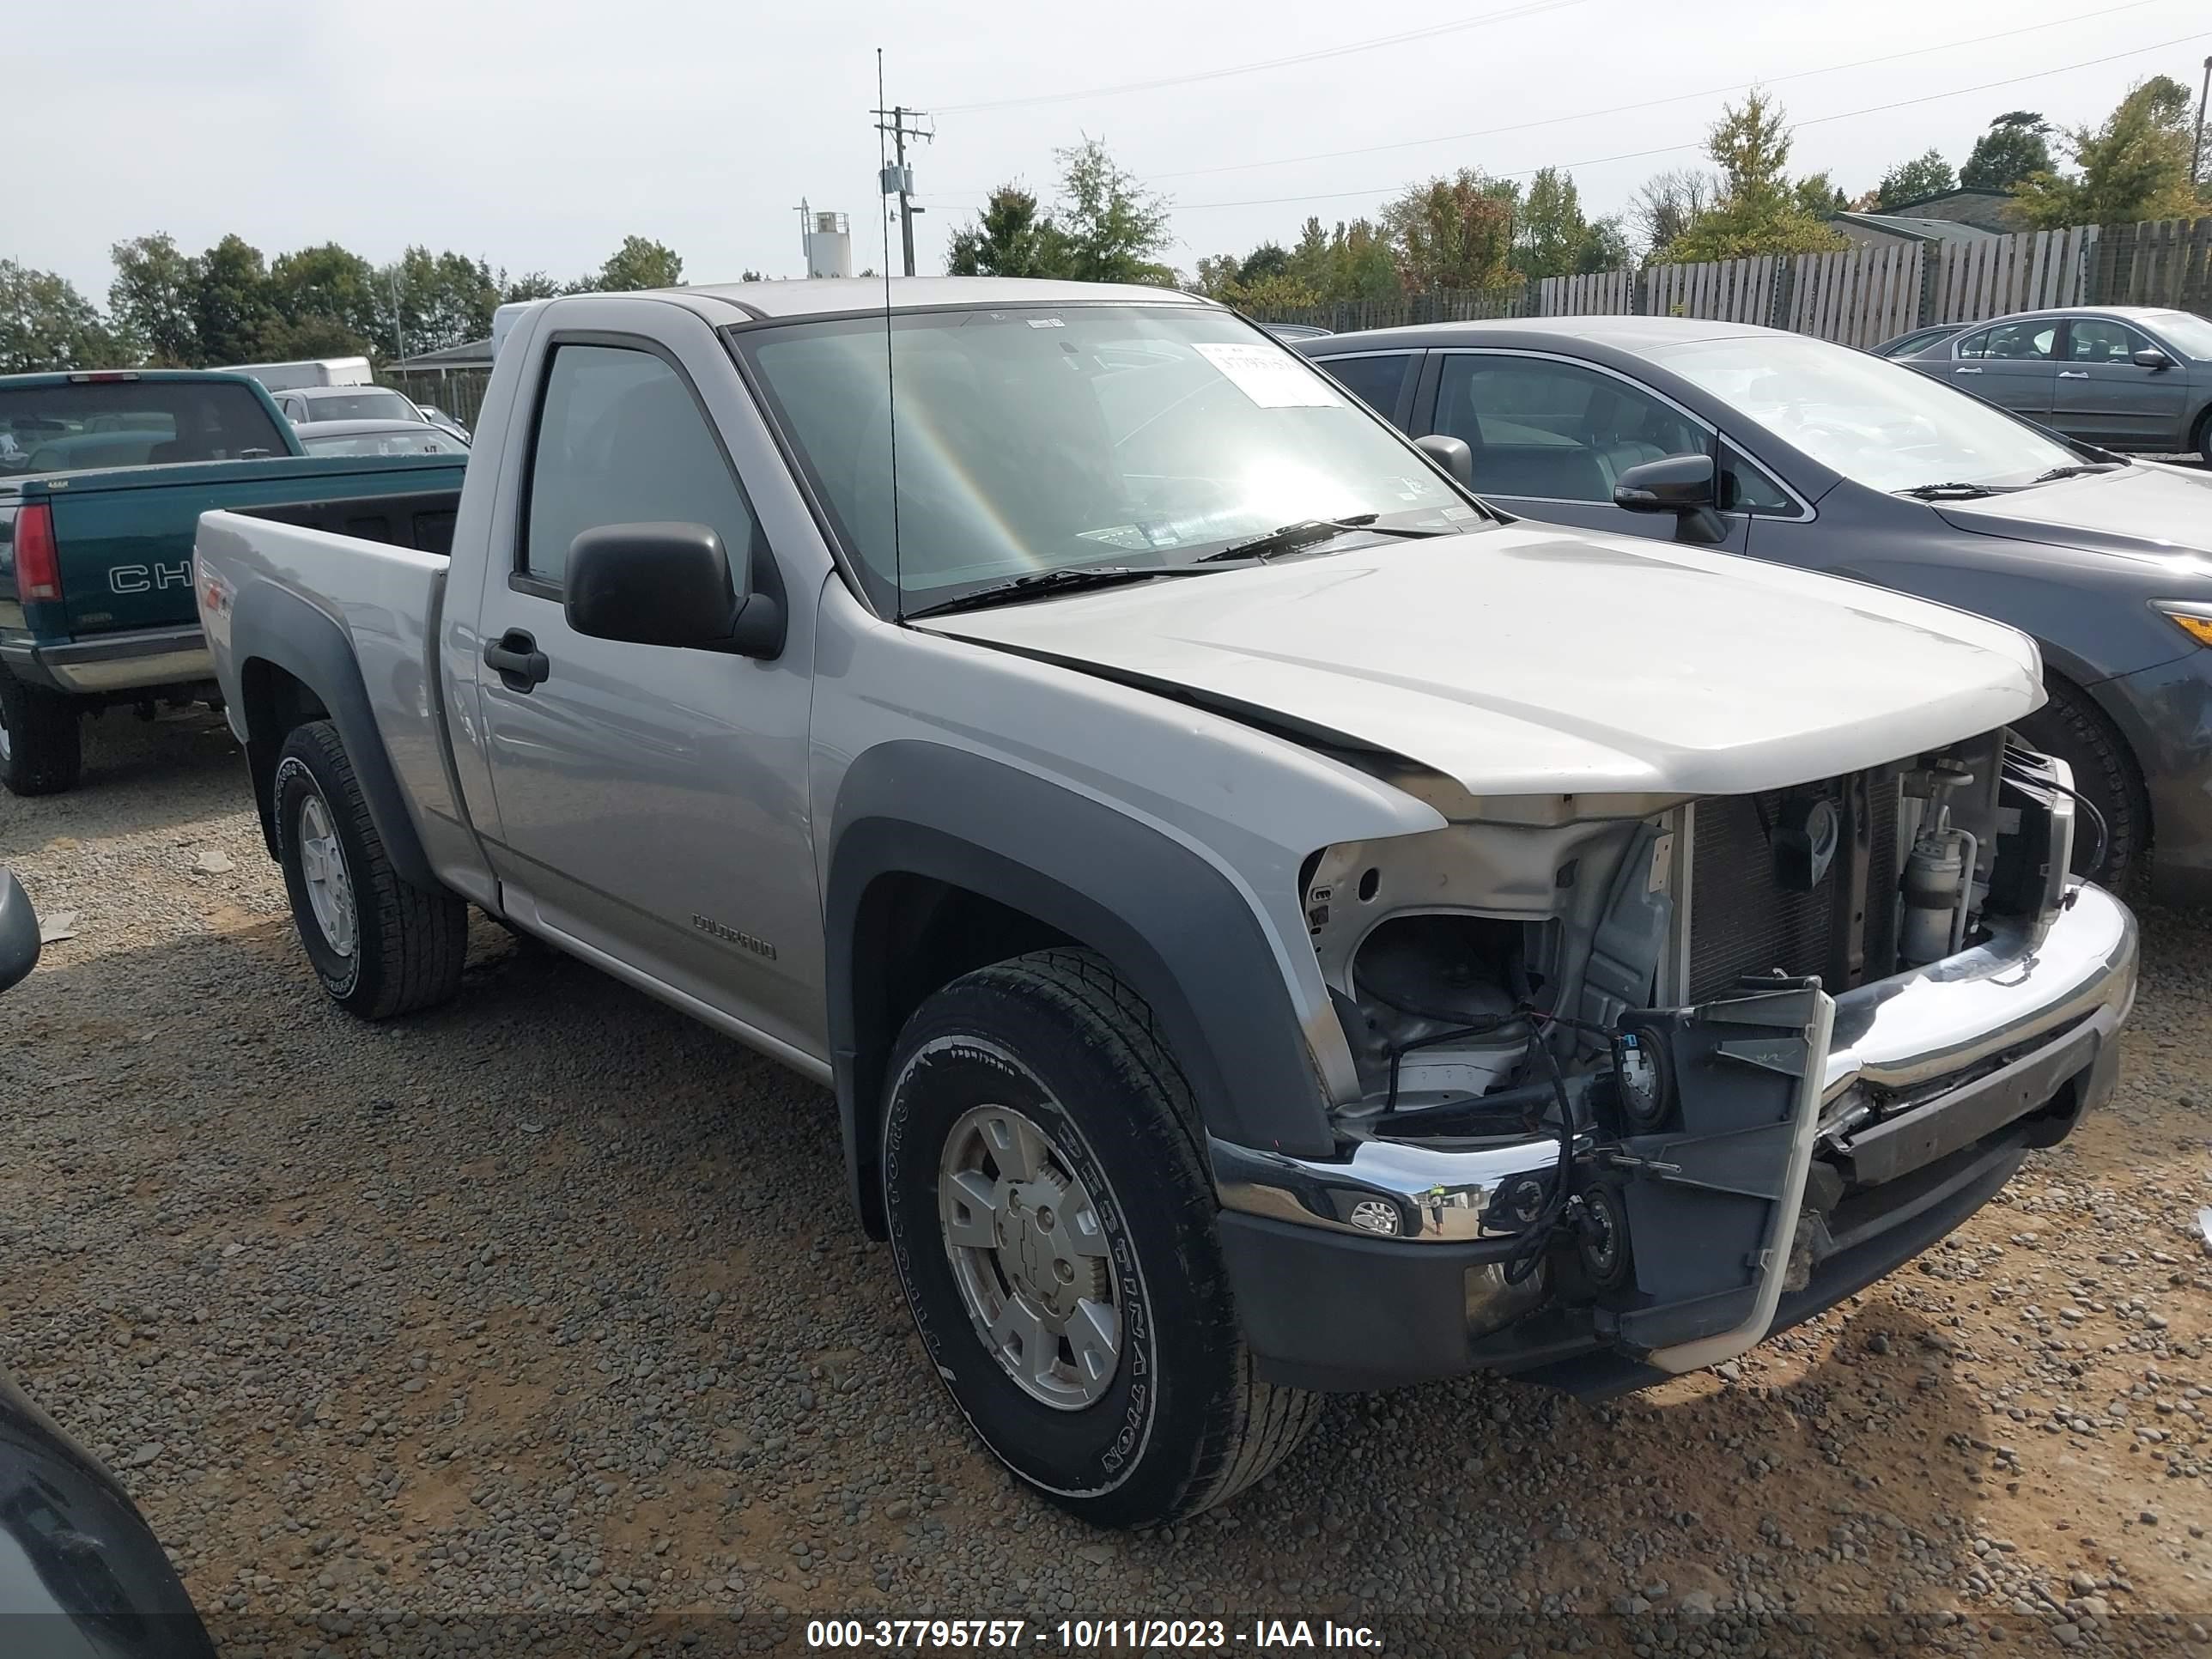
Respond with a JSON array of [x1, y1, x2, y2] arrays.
[[1300, 728, 2082, 1313]]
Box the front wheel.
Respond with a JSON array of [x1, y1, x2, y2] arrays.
[[882, 948, 1318, 1528], [2014, 676, 2147, 895], [272, 720, 468, 1018]]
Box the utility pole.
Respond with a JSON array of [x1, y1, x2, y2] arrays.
[[2194, 54, 2211, 188], [387, 266, 406, 364], [872, 101, 933, 276]]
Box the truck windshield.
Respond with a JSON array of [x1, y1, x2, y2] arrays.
[[0, 380, 289, 475], [737, 305, 1474, 614]]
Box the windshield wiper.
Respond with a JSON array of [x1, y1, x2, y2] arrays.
[[902, 564, 1206, 620], [1896, 482, 2004, 501], [2031, 462, 2127, 483], [1198, 514, 1449, 564]]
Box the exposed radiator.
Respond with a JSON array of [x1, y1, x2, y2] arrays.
[[1687, 772, 1900, 1002]]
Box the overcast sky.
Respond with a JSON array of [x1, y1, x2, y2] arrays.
[[19, 0, 2212, 301]]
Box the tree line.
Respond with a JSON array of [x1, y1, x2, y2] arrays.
[[951, 70, 2212, 310], [2, 232, 686, 375]]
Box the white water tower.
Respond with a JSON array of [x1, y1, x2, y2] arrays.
[[803, 209, 853, 279]]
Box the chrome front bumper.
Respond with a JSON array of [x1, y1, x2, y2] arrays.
[[1214, 882, 2137, 1246]]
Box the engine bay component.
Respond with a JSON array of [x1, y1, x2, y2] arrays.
[[1900, 759, 1978, 965]]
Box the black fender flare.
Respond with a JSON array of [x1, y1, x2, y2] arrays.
[[229, 580, 437, 891], [827, 740, 1336, 1232]]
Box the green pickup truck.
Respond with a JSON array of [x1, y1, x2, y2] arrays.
[[0, 368, 467, 795]]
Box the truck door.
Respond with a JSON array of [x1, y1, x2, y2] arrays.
[[471, 314, 823, 1064]]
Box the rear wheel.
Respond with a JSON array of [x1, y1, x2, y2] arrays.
[[272, 720, 468, 1018], [2014, 676, 2147, 895], [881, 948, 1318, 1528], [0, 669, 82, 797]]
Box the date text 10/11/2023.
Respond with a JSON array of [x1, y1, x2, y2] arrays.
[[805, 1619, 1386, 1650]]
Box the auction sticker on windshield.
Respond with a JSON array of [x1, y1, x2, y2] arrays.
[[1193, 342, 1343, 409]]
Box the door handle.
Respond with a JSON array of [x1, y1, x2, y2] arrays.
[[483, 629, 550, 692], [2057, 370, 2090, 379], [1953, 366, 1982, 374]]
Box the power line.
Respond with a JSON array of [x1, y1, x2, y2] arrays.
[[935, 0, 1588, 114], [1147, 0, 2171, 183], [1163, 27, 2212, 214]]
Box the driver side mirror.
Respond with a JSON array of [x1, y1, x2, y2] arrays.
[[0, 869, 40, 995], [565, 522, 784, 659], [1415, 433, 1475, 489], [1613, 452, 1717, 511], [1613, 453, 1726, 545], [2132, 347, 2174, 370]]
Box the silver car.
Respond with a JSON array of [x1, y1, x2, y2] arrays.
[[1897, 305, 2212, 460]]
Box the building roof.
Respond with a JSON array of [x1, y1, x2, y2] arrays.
[[1882, 185, 2015, 215], [1835, 211, 2000, 246]]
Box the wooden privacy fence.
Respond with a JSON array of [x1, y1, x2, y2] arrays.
[[1258, 215, 2210, 347], [1926, 226, 2097, 324], [1644, 256, 1778, 325], [1789, 243, 1922, 348], [2094, 216, 2212, 313]]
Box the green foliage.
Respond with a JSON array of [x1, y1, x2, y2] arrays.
[[1382, 168, 1517, 292], [383, 246, 501, 356], [1794, 172, 1847, 218], [106, 234, 200, 366], [1657, 90, 1848, 261], [2014, 76, 2205, 228], [587, 235, 684, 293], [267, 243, 382, 357], [193, 234, 280, 366], [0, 261, 121, 373], [1512, 167, 1629, 279], [1237, 243, 1290, 285], [7, 231, 693, 374], [1875, 149, 1957, 210], [1053, 138, 1175, 284], [1960, 112, 2054, 191], [499, 271, 562, 303], [946, 186, 1064, 277], [947, 141, 1174, 286]]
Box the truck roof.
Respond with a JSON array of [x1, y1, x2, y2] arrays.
[[606, 276, 1213, 324], [0, 368, 266, 389]]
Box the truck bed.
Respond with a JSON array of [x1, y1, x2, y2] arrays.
[[195, 502, 470, 876], [3, 453, 468, 644]]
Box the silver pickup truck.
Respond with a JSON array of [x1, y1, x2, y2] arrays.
[[194, 278, 2137, 1529]]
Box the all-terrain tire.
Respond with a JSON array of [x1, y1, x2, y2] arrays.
[[0, 668, 82, 796], [272, 720, 467, 1018], [881, 946, 1320, 1529], [2014, 675, 2147, 895]]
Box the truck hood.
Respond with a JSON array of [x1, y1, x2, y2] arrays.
[[1934, 461, 2212, 564], [918, 522, 2044, 799]]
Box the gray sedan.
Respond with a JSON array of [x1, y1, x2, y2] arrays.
[[1296, 317, 2212, 902], [1894, 305, 2212, 460]]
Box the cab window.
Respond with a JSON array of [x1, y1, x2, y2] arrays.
[[521, 343, 761, 589]]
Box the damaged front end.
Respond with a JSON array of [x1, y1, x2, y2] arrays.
[[1212, 731, 2137, 1396]]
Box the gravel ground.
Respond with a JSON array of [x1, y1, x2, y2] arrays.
[[3, 711, 2210, 1659]]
